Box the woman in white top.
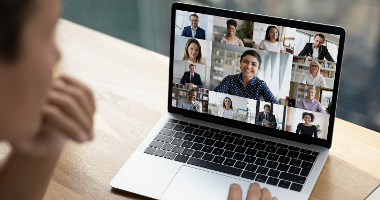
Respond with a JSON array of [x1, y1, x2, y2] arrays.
[[301, 60, 327, 87], [218, 19, 244, 47], [218, 97, 237, 120], [259, 26, 285, 53], [182, 38, 202, 63]]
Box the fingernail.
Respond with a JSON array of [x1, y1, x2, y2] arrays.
[[78, 132, 88, 142], [273, 197, 278, 200], [262, 187, 268, 191]]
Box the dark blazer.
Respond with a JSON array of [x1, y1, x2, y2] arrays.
[[256, 111, 277, 128], [181, 26, 206, 40], [180, 72, 203, 88], [298, 43, 334, 62]]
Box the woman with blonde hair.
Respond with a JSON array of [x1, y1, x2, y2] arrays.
[[301, 60, 327, 87], [182, 38, 203, 63]]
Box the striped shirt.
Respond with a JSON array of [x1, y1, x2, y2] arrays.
[[298, 98, 326, 114], [214, 73, 278, 104]]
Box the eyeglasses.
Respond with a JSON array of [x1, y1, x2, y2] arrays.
[[227, 27, 236, 31], [190, 20, 199, 22], [311, 65, 319, 68]]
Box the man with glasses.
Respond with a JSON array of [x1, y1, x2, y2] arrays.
[[181, 13, 206, 40], [298, 33, 335, 62]]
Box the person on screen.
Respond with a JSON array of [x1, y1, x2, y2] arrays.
[[259, 26, 285, 53], [296, 112, 318, 138], [182, 38, 203, 63], [218, 97, 237, 120], [255, 104, 277, 128], [180, 64, 203, 88], [218, 19, 244, 46], [214, 50, 278, 104], [298, 88, 326, 114], [177, 89, 202, 113], [301, 61, 327, 87], [181, 14, 206, 40], [298, 33, 335, 62]]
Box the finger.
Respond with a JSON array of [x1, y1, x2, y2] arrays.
[[272, 197, 278, 200], [42, 104, 90, 142], [246, 183, 261, 200], [47, 89, 92, 134], [59, 75, 96, 114], [227, 183, 242, 200], [260, 188, 273, 200], [52, 78, 93, 117]]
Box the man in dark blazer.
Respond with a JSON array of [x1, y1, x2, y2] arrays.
[[256, 104, 277, 128], [180, 64, 203, 88], [298, 34, 335, 62], [181, 14, 206, 40]]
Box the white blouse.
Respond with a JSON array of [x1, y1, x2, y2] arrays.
[[259, 40, 284, 53], [301, 73, 327, 87]]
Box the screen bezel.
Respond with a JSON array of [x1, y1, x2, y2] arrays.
[[168, 2, 346, 149]]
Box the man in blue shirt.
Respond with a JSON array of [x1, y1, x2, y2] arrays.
[[178, 89, 202, 113], [181, 14, 206, 40]]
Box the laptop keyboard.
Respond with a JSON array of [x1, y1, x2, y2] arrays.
[[144, 119, 319, 192]]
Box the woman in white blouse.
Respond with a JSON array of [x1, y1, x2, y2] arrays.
[[301, 60, 327, 87], [259, 26, 285, 53], [218, 97, 237, 120]]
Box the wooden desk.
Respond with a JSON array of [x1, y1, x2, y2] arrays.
[[1, 19, 379, 200]]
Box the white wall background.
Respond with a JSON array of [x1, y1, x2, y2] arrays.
[[175, 10, 214, 41], [213, 16, 245, 29], [209, 91, 248, 112], [174, 35, 212, 67], [247, 99, 258, 124]]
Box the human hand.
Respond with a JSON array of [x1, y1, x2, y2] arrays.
[[307, 56, 312, 59], [264, 123, 272, 128], [227, 183, 278, 200], [11, 75, 96, 157]]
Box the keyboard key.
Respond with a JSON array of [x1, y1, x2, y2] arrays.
[[278, 156, 290, 164], [164, 122, 176, 129], [182, 148, 194, 156], [201, 145, 214, 153], [279, 172, 306, 184], [254, 138, 265, 143], [154, 135, 173, 143], [192, 129, 204, 136], [213, 156, 225, 164], [233, 139, 245, 145], [203, 131, 215, 138], [265, 146, 278, 153], [188, 158, 242, 176], [298, 153, 317, 162], [191, 143, 204, 150], [160, 129, 175, 136], [312, 151, 319, 156], [256, 166, 269, 175], [300, 149, 312, 154], [198, 126, 209, 131], [173, 132, 186, 139], [144, 147, 156, 155], [192, 151, 204, 158], [194, 136, 206, 143], [266, 161, 279, 169], [255, 158, 267, 166], [212, 148, 224, 155], [277, 164, 290, 172], [267, 153, 279, 161], [209, 128, 220, 133], [256, 151, 268, 159], [222, 150, 234, 158], [183, 134, 195, 141], [172, 146, 184, 153], [164, 152, 177, 160], [188, 123, 199, 128], [243, 141, 255, 148], [224, 143, 236, 151], [266, 177, 280, 186], [241, 171, 257, 180], [244, 155, 256, 163], [242, 135, 249, 139], [289, 159, 302, 167], [204, 138, 215, 146], [289, 166, 301, 174], [300, 168, 311, 177], [245, 149, 257, 156], [221, 131, 231, 135], [254, 143, 267, 150], [235, 146, 247, 153], [162, 143, 174, 151], [290, 183, 303, 192], [173, 124, 185, 131], [278, 180, 291, 189], [154, 149, 166, 157], [264, 141, 277, 146], [223, 136, 234, 143], [288, 146, 300, 151], [255, 174, 268, 183], [276, 148, 289, 156], [181, 141, 193, 148], [245, 164, 258, 172], [223, 158, 236, 166], [171, 138, 183, 146], [301, 161, 313, 169], [202, 153, 214, 161], [234, 161, 247, 169], [214, 141, 226, 148], [212, 133, 224, 141], [183, 127, 195, 134], [174, 154, 189, 163], [168, 119, 179, 123], [233, 153, 245, 161], [276, 143, 288, 148], [149, 141, 163, 148], [267, 169, 280, 177], [287, 151, 300, 158], [178, 121, 189, 126]]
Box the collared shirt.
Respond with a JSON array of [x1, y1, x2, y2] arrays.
[[190, 73, 194, 83], [312, 47, 319, 59], [178, 98, 202, 113], [298, 98, 326, 114], [214, 73, 278, 104], [191, 26, 197, 38], [301, 73, 327, 87]]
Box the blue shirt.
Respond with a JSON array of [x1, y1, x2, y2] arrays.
[[214, 73, 278, 104], [178, 98, 202, 113]]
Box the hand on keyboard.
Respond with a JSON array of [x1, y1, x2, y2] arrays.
[[227, 182, 278, 200]]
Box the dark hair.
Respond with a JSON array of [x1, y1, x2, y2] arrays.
[[0, 0, 36, 62], [189, 64, 196, 68], [189, 89, 197, 95], [189, 14, 198, 20], [222, 97, 233, 110], [240, 50, 262, 69], [302, 112, 315, 122], [263, 104, 271, 109], [226, 19, 238, 29], [314, 34, 325, 42], [265, 26, 280, 42]]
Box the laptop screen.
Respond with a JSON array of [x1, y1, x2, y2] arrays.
[[170, 6, 343, 143]]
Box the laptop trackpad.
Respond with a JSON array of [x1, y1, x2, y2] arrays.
[[162, 166, 250, 200]]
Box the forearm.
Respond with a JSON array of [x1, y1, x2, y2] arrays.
[[0, 149, 62, 200]]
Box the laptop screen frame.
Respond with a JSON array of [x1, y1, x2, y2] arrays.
[[168, 2, 346, 149]]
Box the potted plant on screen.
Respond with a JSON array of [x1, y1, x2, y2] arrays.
[[316, 125, 322, 138], [326, 97, 332, 114]]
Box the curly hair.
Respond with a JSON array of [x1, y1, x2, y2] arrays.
[[226, 19, 237, 29], [302, 112, 315, 122]]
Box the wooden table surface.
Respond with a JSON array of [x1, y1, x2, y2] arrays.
[[1, 19, 380, 200]]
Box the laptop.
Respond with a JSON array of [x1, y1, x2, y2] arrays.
[[111, 2, 345, 200]]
